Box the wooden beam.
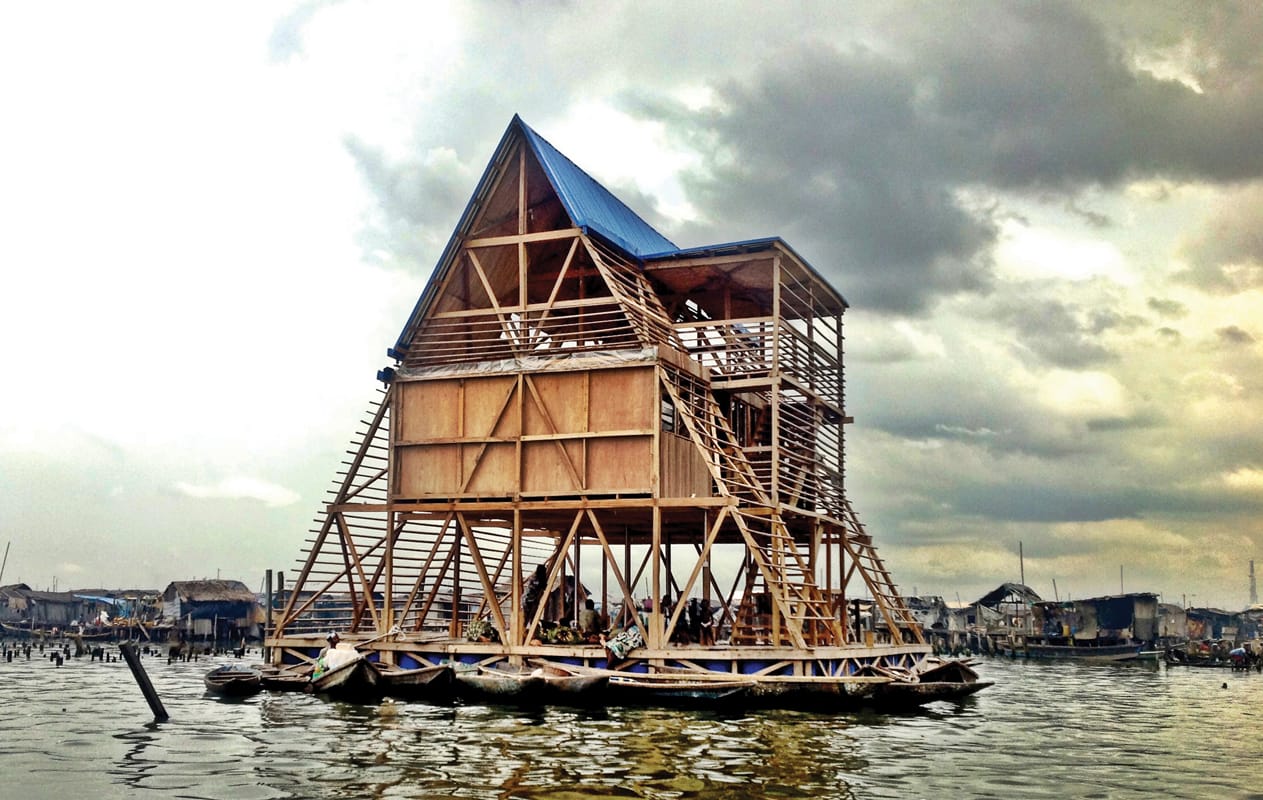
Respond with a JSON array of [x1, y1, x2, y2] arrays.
[[465, 227, 582, 249], [456, 513, 509, 638], [523, 374, 586, 491], [524, 512, 584, 642], [663, 506, 728, 641], [587, 510, 650, 642]]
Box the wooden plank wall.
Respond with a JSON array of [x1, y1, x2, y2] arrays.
[[393, 365, 662, 498]]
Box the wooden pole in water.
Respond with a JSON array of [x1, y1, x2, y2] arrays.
[[264, 569, 273, 663], [119, 642, 169, 722]]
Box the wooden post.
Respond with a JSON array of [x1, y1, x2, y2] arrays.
[[702, 511, 711, 603], [573, 526, 581, 627], [623, 526, 632, 628], [651, 504, 662, 649], [264, 569, 273, 662], [512, 509, 522, 647], [119, 642, 168, 722]]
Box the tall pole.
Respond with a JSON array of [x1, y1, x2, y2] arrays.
[[0, 541, 9, 584], [264, 569, 273, 662], [1250, 560, 1257, 606], [1019, 541, 1024, 586]]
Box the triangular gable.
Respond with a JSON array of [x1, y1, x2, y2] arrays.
[[394, 116, 677, 356]]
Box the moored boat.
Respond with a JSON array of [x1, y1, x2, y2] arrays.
[[373, 662, 453, 698], [258, 664, 313, 692], [453, 665, 547, 702], [1022, 640, 1144, 662], [523, 663, 608, 704], [310, 648, 381, 700], [541, 662, 754, 708], [606, 674, 752, 707], [203, 664, 263, 697]]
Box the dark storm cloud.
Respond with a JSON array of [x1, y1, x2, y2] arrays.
[[296, 1, 1263, 310], [1010, 300, 1117, 368], [1217, 325, 1255, 345], [951, 478, 1263, 523], [983, 293, 1145, 369], [632, 2, 1263, 313], [852, 363, 1103, 460], [1147, 297, 1187, 317], [1086, 411, 1164, 433], [635, 49, 1000, 314]]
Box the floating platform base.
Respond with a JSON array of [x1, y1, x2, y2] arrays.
[[267, 633, 987, 711]]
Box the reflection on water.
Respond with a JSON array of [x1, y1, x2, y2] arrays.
[[2, 647, 1263, 799]]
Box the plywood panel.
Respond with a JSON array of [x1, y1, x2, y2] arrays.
[[586, 437, 652, 492], [396, 445, 458, 497], [525, 372, 587, 435], [397, 380, 461, 441], [463, 376, 519, 437], [589, 368, 653, 432], [521, 440, 585, 494], [660, 432, 712, 498], [461, 443, 516, 495]]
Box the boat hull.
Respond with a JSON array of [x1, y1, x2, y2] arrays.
[[1021, 642, 1144, 662], [310, 656, 381, 700], [374, 663, 454, 698], [203, 665, 263, 697], [454, 667, 548, 703]]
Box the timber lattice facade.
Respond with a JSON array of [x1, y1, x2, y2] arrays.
[[268, 116, 930, 686]]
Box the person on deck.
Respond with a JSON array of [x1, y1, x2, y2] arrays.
[[698, 599, 715, 646], [578, 599, 602, 641]]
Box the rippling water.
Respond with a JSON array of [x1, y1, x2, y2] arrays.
[[3, 644, 1263, 799]]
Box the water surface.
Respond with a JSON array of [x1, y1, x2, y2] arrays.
[[2, 645, 1261, 799]]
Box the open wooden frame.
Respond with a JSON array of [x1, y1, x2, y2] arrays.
[[268, 119, 927, 683]]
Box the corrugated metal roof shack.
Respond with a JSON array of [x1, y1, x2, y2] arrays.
[[1, 583, 90, 626]]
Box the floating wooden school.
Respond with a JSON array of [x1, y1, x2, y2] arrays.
[[267, 116, 968, 705]]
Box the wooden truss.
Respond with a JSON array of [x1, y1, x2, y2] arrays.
[[271, 122, 923, 665]]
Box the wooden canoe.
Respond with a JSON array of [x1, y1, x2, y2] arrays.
[[454, 666, 547, 701], [310, 653, 381, 700], [257, 665, 313, 692], [203, 665, 263, 697], [535, 661, 753, 708], [606, 675, 751, 707], [373, 662, 454, 697]]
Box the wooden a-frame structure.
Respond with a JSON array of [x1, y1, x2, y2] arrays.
[[268, 116, 929, 686]]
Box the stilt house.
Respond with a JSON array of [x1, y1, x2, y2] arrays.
[[269, 116, 930, 686]]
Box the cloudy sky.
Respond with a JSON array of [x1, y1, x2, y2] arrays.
[[3, 1, 1261, 610]]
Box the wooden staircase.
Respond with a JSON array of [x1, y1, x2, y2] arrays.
[[660, 361, 841, 648], [588, 238, 915, 650], [839, 498, 924, 645]]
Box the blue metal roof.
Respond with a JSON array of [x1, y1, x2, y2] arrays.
[[519, 120, 677, 259]]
